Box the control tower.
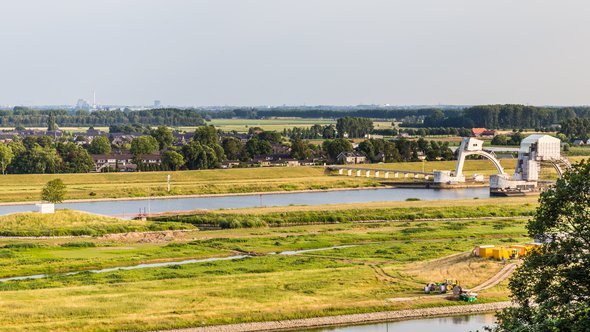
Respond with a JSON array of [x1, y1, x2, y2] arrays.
[[434, 134, 570, 193], [490, 134, 569, 193]]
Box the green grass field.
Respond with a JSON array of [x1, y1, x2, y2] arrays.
[[0, 167, 380, 202], [0, 207, 528, 331], [151, 196, 537, 228], [0, 210, 193, 236], [207, 118, 336, 133]]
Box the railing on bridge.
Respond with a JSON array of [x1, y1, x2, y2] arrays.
[[326, 165, 434, 180]]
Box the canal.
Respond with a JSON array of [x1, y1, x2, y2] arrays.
[[0, 187, 490, 217]]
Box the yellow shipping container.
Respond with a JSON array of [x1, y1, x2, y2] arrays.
[[492, 248, 512, 260], [480, 247, 495, 258], [475, 245, 495, 257], [510, 245, 527, 256]]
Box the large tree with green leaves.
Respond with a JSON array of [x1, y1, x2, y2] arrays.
[[162, 150, 184, 171], [0, 144, 14, 174], [150, 126, 174, 150], [88, 136, 112, 155], [221, 137, 244, 161], [492, 161, 590, 331], [130, 136, 159, 156], [41, 178, 66, 203], [181, 141, 219, 170], [322, 138, 353, 161]]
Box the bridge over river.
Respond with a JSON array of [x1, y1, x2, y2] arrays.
[[327, 166, 434, 180]]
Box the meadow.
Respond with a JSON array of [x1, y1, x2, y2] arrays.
[[0, 212, 528, 331], [0, 210, 194, 237], [151, 196, 537, 228], [0, 167, 379, 202], [207, 118, 336, 132]]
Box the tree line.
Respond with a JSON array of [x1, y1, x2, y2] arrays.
[[321, 137, 454, 163], [422, 105, 584, 129], [0, 108, 205, 127], [558, 118, 590, 140]]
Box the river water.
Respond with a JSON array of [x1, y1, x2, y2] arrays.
[[311, 313, 496, 332], [0, 187, 490, 217]]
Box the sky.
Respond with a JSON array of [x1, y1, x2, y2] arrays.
[[0, 0, 589, 107]]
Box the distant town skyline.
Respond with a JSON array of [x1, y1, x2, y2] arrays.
[[1, 0, 589, 106]]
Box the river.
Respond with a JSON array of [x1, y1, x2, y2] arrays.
[[0, 187, 490, 217], [310, 313, 496, 331]]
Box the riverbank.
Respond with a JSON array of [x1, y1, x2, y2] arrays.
[[159, 302, 513, 332], [0, 167, 381, 203], [0, 186, 388, 206]]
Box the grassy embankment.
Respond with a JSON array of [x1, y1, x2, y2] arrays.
[[0, 210, 193, 237], [0, 167, 378, 203], [0, 211, 529, 331], [150, 196, 538, 228]]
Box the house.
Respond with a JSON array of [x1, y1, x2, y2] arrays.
[[73, 128, 107, 143], [364, 134, 384, 139], [471, 128, 487, 136], [336, 152, 366, 164], [271, 144, 291, 155], [110, 133, 142, 146], [481, 130, 497, 138], [173, 131, 195, 145], [573, 139, 585, 146], [220, 160, 241, 169], [92, 153, 161, 172]]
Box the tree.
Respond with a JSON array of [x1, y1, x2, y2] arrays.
[[358, 140, 376, 161], [492, 161, 590, 331], [193, 125, 218, 146], [151, 126, 174, 150], [245, 137, 272, 158], [491, 134, 509, 145], [41, 179, 66, 203], [322, 139, 353, 161], [290, 139, 312, 160], [193, 126, 225, 161], [336, 117, 374, 138], [57, 142, 95, 173], [130, 136, 159, 157], [221, 137, 244, 160], [181, 141, 219, 169], [9, 144, 62, 174], [0, 144, 14, 174], [162, 150, 184, 171], [88, 136, 112, 154], [47, 112, 58, 131]]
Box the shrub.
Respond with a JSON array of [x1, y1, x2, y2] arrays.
[[60, 242, 97, 248]]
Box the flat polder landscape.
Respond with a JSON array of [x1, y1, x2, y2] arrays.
[[0, 156, 541, 331], [2, 1, 589, 330]]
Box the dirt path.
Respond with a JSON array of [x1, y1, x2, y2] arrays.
[[469, 263, 518, 292], [157, 302, 513, 332]]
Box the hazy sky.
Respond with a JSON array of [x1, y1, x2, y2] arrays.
[[1, 0, 589, 106]]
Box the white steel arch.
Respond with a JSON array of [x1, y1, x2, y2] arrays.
[[454, 138, 505, 179], [455, 150, 505, 178]]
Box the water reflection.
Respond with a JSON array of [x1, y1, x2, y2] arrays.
[[0, 187, 490, 217], [311, 314, 496, 332]]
